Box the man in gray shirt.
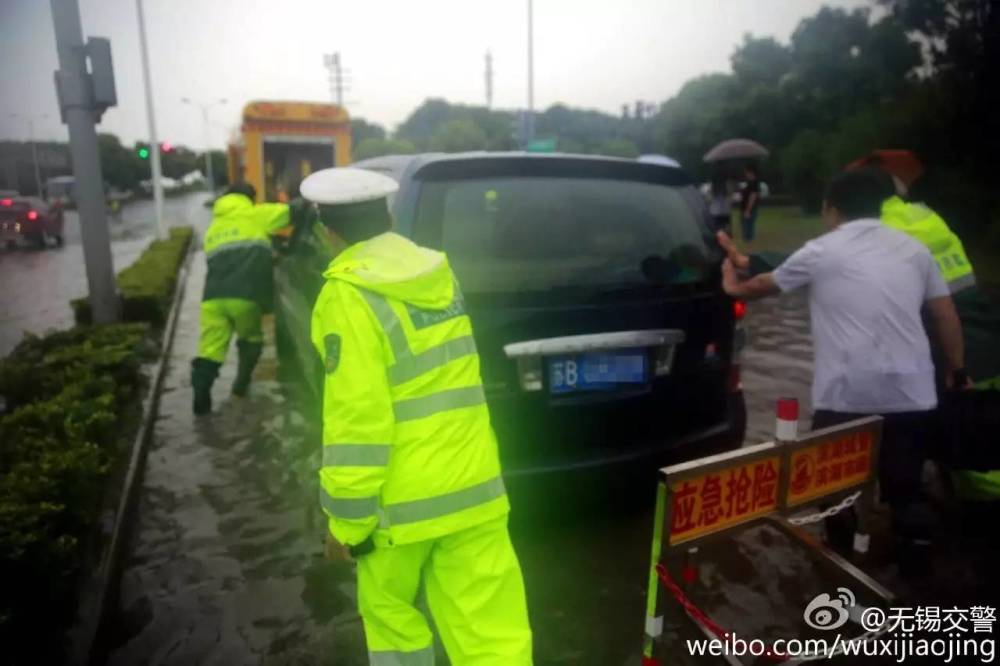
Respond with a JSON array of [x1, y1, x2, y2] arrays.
[[720, 169, 966, 565]]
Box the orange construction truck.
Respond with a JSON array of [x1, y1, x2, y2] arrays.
[[226, 100, 351, 203]]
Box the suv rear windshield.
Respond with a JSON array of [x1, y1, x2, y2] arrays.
[[413, 175, 713, 294]]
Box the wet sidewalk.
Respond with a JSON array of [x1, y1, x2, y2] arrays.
[[99, 266, 814, 665], [104, 284, 820, 666], [104, 276, 997, 665], [106, 253, 368, 665]]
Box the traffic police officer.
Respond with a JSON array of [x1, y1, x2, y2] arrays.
[[300, 167, 533, 665], [191, 182, 290, 415]]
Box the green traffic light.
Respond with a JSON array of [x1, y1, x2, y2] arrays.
[[138, 147, 150, 159]]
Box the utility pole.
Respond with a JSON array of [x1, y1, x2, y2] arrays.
[[526, 0, 535, 145], [136, 0, 166, 240], [50, 0, 119, 323], [182, 97, 226, 194], [485, 50, 494, 109], [323, 52, 346, 107]]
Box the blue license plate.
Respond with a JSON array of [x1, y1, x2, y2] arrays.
[[548, 349, 648, 394]]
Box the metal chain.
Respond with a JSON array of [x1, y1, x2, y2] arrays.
[[787, 490, 862, 526]]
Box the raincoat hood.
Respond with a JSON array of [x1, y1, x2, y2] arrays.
[[212, 193, 254, 218], [323, 232, 455, 309]]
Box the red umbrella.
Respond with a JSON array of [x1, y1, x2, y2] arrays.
[[846, 150, 924, 187]]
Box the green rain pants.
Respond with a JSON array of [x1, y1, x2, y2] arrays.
[[357, 516, 533, 665], [197, 298, 263, 363]]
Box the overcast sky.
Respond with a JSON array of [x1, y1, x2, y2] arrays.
[[1, 0, 872, 150]]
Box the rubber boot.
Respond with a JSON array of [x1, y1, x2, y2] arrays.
[[232, 340, 263, 397], [191, 357, 221, 415]]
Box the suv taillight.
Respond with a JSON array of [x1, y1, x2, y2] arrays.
[[733, 300, 746, 321]]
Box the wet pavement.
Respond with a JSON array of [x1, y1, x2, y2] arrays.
[[101, 245, 995, 664], [0, 193, 211, 356], [102, 274, 825, 666]]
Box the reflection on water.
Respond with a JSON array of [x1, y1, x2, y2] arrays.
[[0, 193, 212, 356]]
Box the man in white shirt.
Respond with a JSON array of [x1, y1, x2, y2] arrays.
[[720, 168, 966, 561]]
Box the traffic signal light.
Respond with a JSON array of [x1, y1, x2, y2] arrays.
[[138, 147, 150, 159], [161, 142, 173, 153]]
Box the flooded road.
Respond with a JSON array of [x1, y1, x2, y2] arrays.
[[99, 219, 994, 665], [0, 192, 211, 356], [105, 273, 838, 666]]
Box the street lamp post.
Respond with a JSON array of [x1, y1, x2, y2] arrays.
[[181, 97, 226, 194], [135, 0, 166, 239]]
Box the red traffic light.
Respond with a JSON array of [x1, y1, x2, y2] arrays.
[[161, 142, 173, 153]]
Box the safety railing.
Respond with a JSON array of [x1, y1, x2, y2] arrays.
[[641, 398, 896, 665]]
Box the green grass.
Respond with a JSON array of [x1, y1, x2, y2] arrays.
[[732, 205, 825, 254]]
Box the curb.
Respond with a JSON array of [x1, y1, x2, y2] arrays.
[[67, 235, 195, 666]]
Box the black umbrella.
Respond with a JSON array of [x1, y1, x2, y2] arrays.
[[703, 138, 769, 163]]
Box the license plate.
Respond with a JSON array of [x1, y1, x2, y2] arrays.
[[548, 349, 648, 394]]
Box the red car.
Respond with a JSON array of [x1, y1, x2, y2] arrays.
[[0, 196, 64, 248]]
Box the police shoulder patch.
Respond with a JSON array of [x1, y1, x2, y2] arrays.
[[324, 333, 342, 374]]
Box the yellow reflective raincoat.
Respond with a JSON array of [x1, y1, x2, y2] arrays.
[[310, 231, 531, 665], [881, 196, 975, 293], [310, 232, 509, 547]]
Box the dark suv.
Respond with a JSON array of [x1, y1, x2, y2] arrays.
[[274, 153, 745, 488]]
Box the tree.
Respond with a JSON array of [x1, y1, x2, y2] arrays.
[[653, 74, 738, 176], [353, 137, 417, 161], [351, 117, 386, 147], [98, 134, 144, 191], [594, 139, 639, 159], [779, 129, 832, 212], [158, 145, 199, 179], [730, 35, 792, 88], [428, 119, 488, 153], [397, 99, 516, 151], [204, 150, 228, 187], [880, 0, 999, 230]]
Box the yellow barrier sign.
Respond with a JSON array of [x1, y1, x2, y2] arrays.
[[660, 416, 882, 547], [669, 455, 781, 545], [786, 428, 875, 507]]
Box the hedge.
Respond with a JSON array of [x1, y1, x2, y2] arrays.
[[72, 225, 193, 326], [1, 225, 192, 663], [0, 323, 153, 663]]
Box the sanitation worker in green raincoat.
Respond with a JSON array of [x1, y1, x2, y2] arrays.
[[300, 167, 533, 665], [191, 182, 290, 415]]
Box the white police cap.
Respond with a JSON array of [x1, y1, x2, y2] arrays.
[[300, 167, 399, 205]]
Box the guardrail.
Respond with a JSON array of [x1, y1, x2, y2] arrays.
[[641, 398, 895, 664]]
